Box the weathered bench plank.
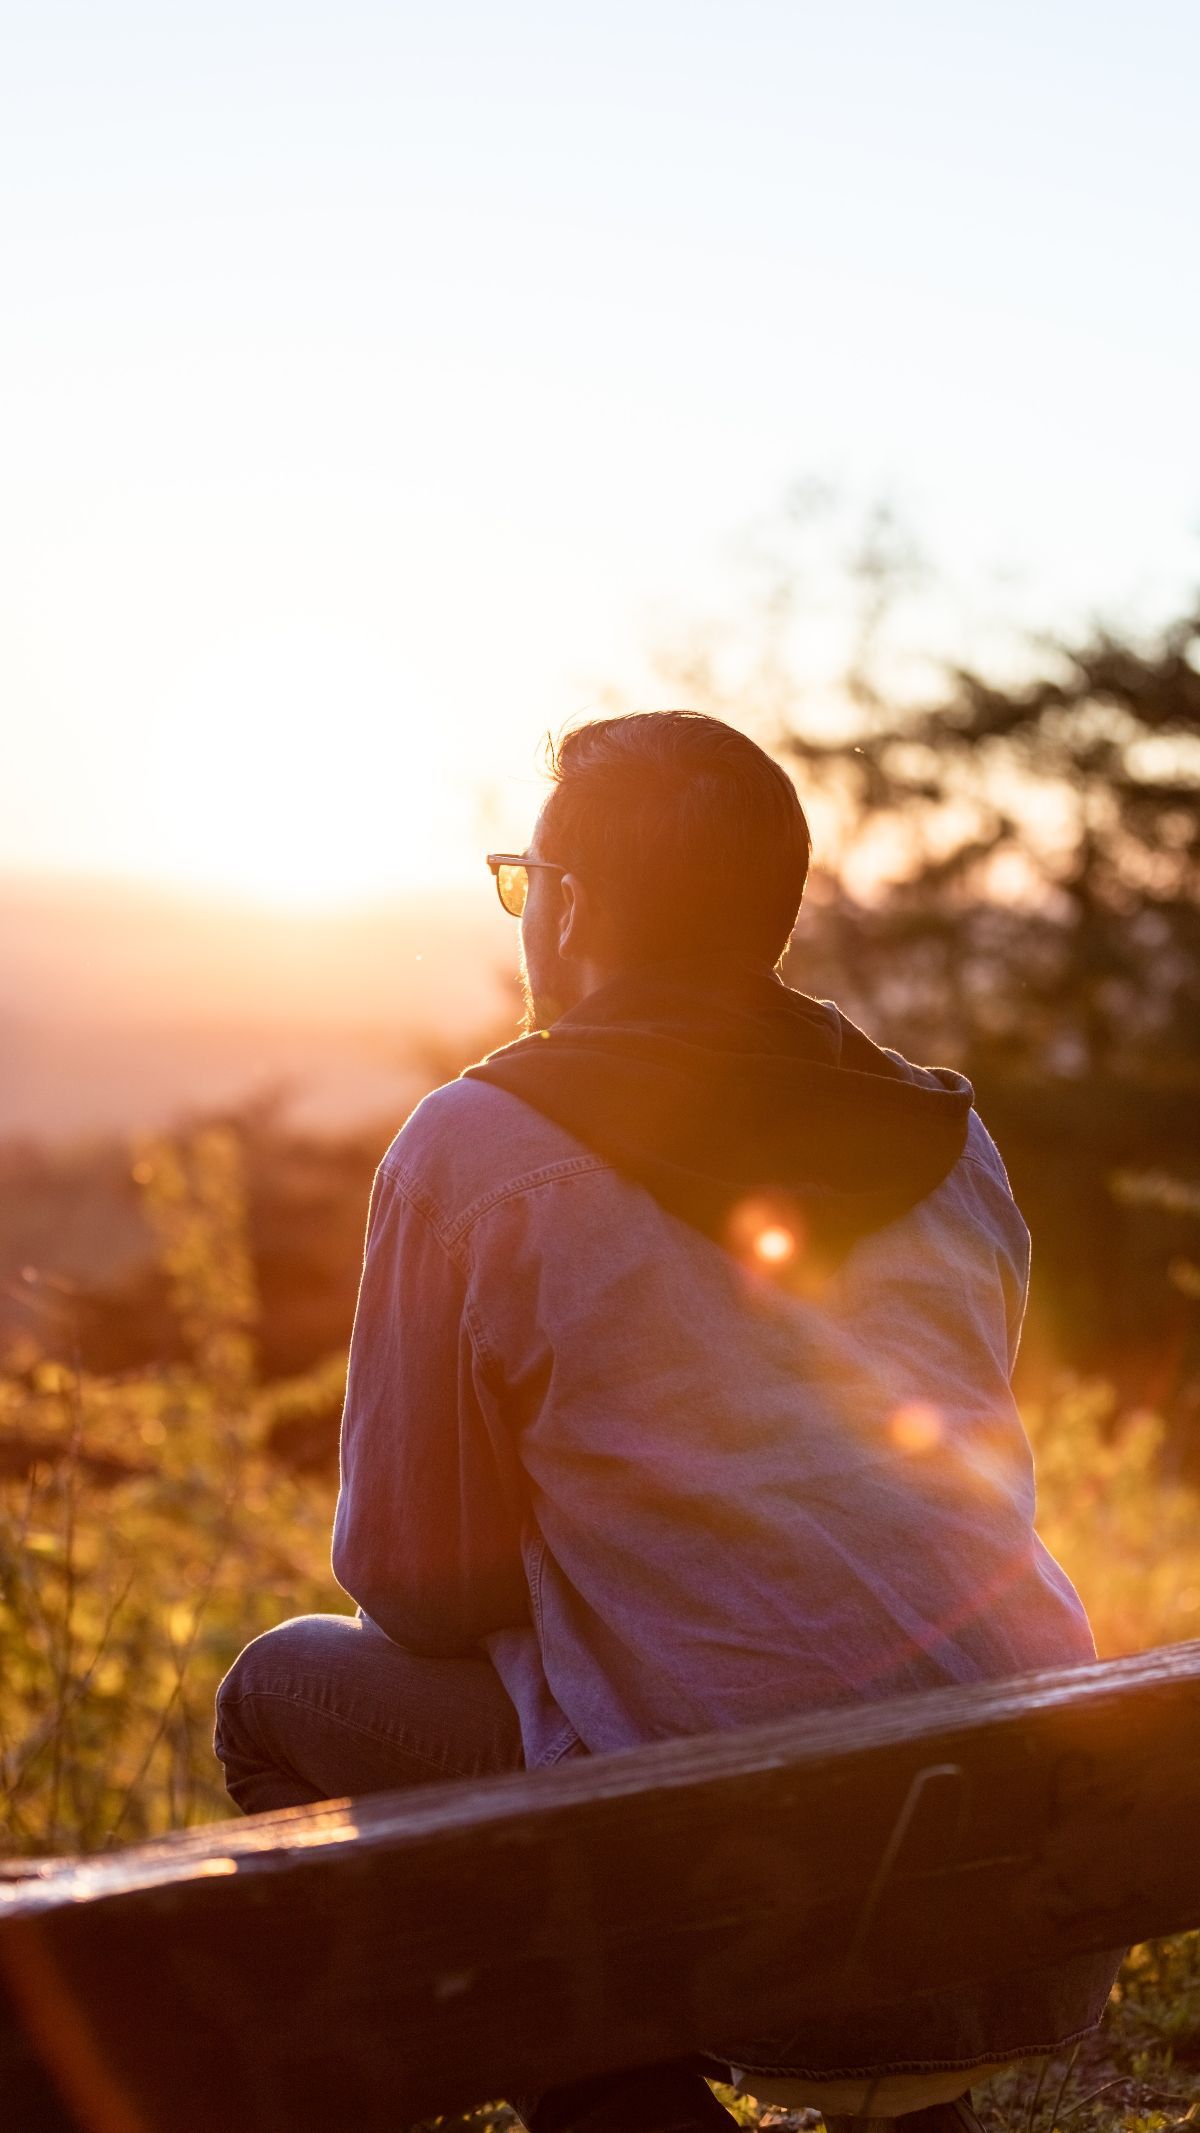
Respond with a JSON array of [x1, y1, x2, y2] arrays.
[[2, 1642, 1199, 2133]]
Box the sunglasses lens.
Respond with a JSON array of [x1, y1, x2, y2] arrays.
[[497, 862, 528, 917]]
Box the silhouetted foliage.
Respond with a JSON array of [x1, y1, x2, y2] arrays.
[[646, 497, 1200, 1444], [784, 597, 1200, 1079]]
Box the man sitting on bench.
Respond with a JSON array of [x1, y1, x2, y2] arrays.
[[215, 711, 1118, 2133]]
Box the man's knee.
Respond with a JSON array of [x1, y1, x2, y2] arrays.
[[213, 1615, 325, 1770], [214, 1627, 267, 1770]]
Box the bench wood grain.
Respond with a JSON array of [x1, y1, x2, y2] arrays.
[[2, 1641, 1199, 2133]]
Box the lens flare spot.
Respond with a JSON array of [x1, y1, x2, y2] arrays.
[[727, 1194, 807, 1272], [889, 1401, 944, 1454]]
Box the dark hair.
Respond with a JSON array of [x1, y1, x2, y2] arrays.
[[540, 710, 811, 968]]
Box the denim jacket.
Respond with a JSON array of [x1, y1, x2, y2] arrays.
[[331, 1073, 1118, 2073]]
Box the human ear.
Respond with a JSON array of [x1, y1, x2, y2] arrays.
[[556, 873, 585, 961]]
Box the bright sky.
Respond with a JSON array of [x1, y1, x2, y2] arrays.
[[3, 0, 1198, 905]]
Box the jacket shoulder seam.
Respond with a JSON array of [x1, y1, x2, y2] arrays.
[[382, 1149, 615, 1254], [377, 1160, 466, 1269], [446, 1154, 614, 1246], [375, 1164, 506, 1371]]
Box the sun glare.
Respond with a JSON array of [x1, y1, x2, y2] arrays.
[[145, 627, 468, 908], [726, 1194, 807, 1272], [888, 1402, 944, 1455]]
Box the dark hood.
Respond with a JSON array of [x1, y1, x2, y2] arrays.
[[462, 953, 973, 1263]]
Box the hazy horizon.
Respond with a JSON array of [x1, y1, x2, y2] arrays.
[[0, 870, 520, 1141]]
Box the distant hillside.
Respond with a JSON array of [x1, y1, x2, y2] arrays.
[[0, 874, 520, 1140]]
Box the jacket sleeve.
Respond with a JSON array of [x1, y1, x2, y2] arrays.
[[330, 1163, 532, 1656]]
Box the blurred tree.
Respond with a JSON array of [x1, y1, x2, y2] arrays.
[[784, 596, 1200, 1079], [649, 486, 1200, 1076], [647, 492, 1200, 1439]]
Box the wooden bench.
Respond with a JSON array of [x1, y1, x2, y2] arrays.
[[2, 1640, 1199, 2133]]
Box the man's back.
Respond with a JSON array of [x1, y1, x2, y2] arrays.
[[333, 1060, 1095, 1770]]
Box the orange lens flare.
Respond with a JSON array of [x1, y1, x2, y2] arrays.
[[727, 1194, 806, 1272], [888, 1401, 944, 1454]]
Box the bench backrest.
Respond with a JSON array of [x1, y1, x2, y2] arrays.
[[3, 1640, 1200, 2133]]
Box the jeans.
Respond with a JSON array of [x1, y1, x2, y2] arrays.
[[214, 1612, 732, 2125], [214, 1609, 529, 1813]]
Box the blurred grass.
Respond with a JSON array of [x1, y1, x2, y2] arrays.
[[1, 1127, 1198, 2125], [0, 1126, 340, 1851]]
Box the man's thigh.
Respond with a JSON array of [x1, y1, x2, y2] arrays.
[[214, 1610, 526, 1813]]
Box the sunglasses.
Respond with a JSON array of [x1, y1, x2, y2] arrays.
[[485, 852, 568, 918]]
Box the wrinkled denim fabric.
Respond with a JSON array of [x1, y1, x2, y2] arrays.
[[333, 1082, 1094, 1754], [327, 1077, 1120, 2073], [214, 1608, 526, 1814]]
